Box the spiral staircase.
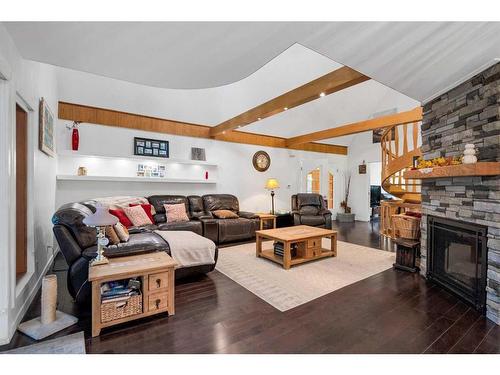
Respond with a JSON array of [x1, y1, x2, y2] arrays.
[[380, 120, 422, 238]]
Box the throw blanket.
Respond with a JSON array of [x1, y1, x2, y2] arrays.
[[154, 230, 216, 268]]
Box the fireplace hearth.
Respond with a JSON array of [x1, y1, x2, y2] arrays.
[[427, 216, 488, 312]]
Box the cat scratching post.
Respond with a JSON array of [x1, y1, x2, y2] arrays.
[[41, 275, 57, 324], [18, 275, 78, 340]]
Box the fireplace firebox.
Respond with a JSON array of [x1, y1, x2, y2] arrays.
[[427, 216, 488, 312]]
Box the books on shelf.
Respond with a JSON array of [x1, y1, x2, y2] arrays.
[[273, 241, 298, 258], [100, 278, 141, 303]]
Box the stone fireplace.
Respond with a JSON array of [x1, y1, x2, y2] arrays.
[[420, 62, 500, 324]]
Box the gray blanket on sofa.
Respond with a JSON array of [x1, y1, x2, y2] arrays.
[[154, 230, 216, 268]]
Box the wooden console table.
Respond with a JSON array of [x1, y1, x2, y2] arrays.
[[256, 225, 337, 270], [89, 252, 176, 337]]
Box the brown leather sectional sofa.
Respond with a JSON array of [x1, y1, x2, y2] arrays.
[[52, 194, 259, 305]]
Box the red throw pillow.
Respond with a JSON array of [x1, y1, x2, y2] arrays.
[[129, 203, 155, 223], [109, 209, 133, 228]]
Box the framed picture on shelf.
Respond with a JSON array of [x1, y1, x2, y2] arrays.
[[134, 137, 169, 158], [191, 147, 206, 161]]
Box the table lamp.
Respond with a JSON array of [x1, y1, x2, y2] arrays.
[[83, 203, 119, 266], [265, 178, 280, 215]]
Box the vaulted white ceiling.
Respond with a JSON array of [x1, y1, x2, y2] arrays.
[[4, 22, 500, 102]]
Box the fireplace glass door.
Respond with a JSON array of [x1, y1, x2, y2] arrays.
[[428, 216, 487, 311]]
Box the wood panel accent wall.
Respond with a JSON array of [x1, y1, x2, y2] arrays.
[[209, 66, 370, 136], [58, 102, 348, 155]]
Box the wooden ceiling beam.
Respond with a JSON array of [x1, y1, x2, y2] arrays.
[[208, 66, 370, 137], [58, 102, 348, 155], [285, 107, 423, 147]]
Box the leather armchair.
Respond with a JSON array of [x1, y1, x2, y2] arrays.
[[291, 193, 332, 229]]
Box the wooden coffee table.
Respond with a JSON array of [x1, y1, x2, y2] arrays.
[[256, 225, 337, 269]]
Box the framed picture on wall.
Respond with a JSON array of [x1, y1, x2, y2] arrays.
[[39, 98, 55, 157], [134, 137, 169, 158]]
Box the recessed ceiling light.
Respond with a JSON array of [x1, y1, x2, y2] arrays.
[[284, 107, 288, 111], [222, 131, 226, 134], [319, 92, 326, 97], [257, 117, 262, 121]]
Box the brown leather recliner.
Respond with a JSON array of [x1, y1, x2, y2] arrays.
[[291, 193, 332, 229], [202, 194, 260, 244]]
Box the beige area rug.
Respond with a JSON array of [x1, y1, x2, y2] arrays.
[[216, 239, 395, 311]]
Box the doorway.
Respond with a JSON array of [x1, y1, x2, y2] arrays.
[[327, 172, 334, 209], [306, 168, 320, 194], [16, 104, 28, 278]]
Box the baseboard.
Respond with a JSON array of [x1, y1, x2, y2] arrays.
[[1, 252, 56, 345]]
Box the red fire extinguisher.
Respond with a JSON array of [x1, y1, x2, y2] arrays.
[[70, 121, 81, 151], [72, 127, 79, 151]]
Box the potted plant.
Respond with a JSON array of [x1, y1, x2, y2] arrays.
[[337, 174, 355, 222]]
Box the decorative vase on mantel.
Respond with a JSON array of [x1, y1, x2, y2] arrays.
[[462, 143, 477, 164]]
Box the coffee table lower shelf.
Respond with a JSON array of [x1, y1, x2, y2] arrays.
[[259, 248, 335, 267]]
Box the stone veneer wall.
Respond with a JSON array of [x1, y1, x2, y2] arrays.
[[420, 62, 500, 324]]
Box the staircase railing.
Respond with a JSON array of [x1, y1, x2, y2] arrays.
[[380, 120, 422, 238]]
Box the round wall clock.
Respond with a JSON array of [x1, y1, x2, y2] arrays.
[[252, 151, 271, 172]]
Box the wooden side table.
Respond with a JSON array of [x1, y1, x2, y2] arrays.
[[393, 238, 420, 273], [256, 213, 277, 230], [88, 252, 177, 337]]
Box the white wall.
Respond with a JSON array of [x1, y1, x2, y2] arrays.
[[0, 25, 58, 344], [346, 132, 382, 222], [55, 122, 347, 215], [369, 162, 382, 186]]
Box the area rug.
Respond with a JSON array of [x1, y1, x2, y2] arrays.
[[3, 331, 86, 354], [215, 239, 395, 311]]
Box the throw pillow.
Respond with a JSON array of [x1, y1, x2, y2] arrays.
[[212, 210, 239, 219], [129, 203, 155, 223], [114, 222, 130, 242], [164, 203, 189, 223], [109, 209, 133, 228], [123, 205, 153, 226], [105, 226, 120, 245]]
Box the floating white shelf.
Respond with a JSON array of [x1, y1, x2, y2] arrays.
[[57, 150, 218, 167], [56, 175, 217, 184]]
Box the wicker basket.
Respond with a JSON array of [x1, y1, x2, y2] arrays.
[[392, 214, 421, 239], [101, 294, 142, 323]]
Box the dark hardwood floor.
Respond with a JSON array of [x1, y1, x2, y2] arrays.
[[2, 219, 498, 354]]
